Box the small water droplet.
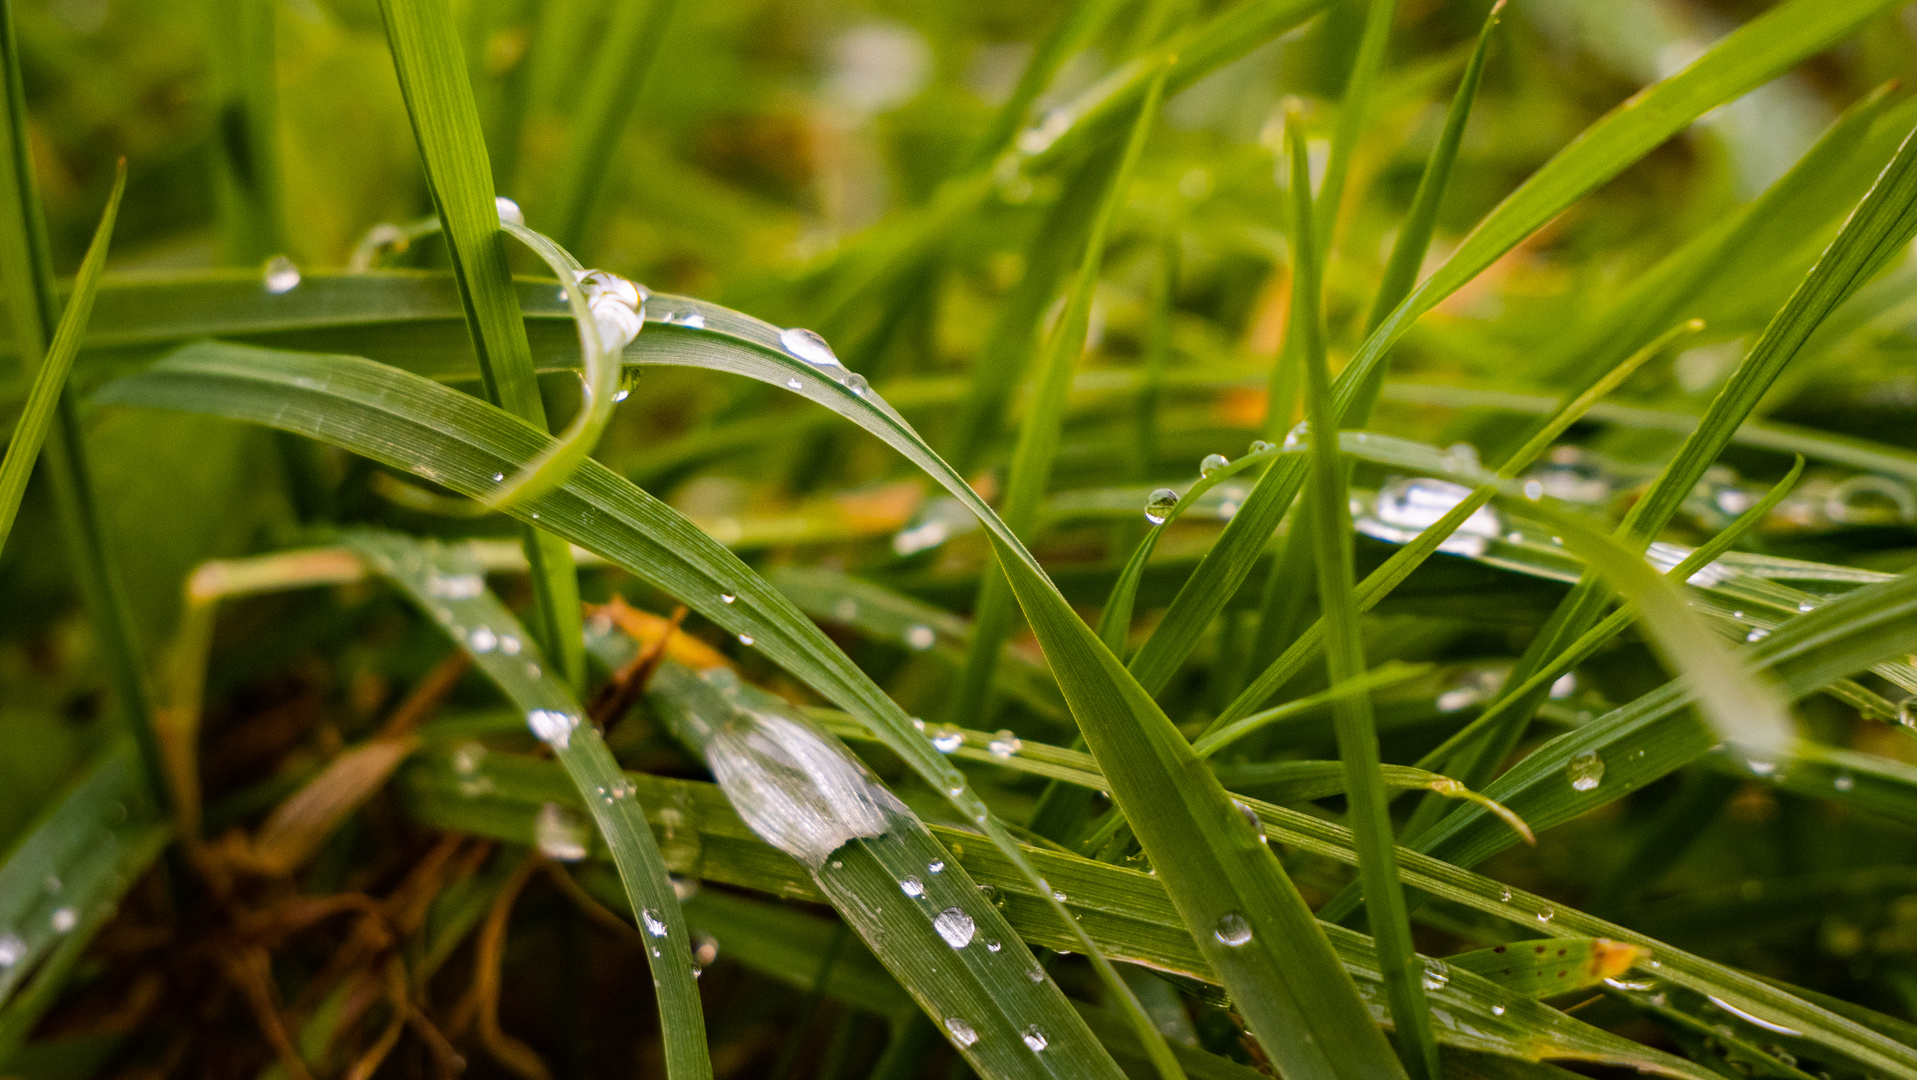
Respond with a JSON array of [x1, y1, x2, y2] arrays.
[[1835, 771, 1856, 792], [930, 725, 963, 753], [494, 196, 524, 225], [534, 802, 589, 861], [1498, 886, 1513, 902], [1441, 442, 1480, 474], [1247, 439, 1274, 455], [986, 939, 1001, 952], [928, 860, 944, 873], [1491, 1003, 1506, 1016], [1746, 626, 1770, 642], [500, 634, 521, 655], [641, 908, 669, 937], [1282, 420, 1309, 450], [526, 709, 579, 749], [1567, 750, 1605, 792], [1549, 672, 1576, 699], [1144, 487, 1179, 524], [779, 327, 842, 368], [1051, 889, 1067, 902], [1797, 600, 1815, 612], [50, 907, 76, 934], [845, 372, 869, 396], [1234, 799, 1266, 839], [263, 255, 301, 294], [738, 633, 754, 646], [901, 877, 925, 898], [1027, 968, 1044, 982], [987, 730, 1022, 758], [1199, 453, 1229, 478], [492, 472, 505, 482], [1536, 907, 1554, 923], [720, 592, 736, 604], [945, 1017, 979, 1047], [1021, 1026, 1048, 1052], [1214, 911, 1252, 946], [469, 626, 497, 653], [1422, 961, 1450, 991], [933, 907, 976, 948], [0, 933, 22, 966], [786, 376, 803, 390], [905, 624, 936, 650], [613, 388, 631, 402]]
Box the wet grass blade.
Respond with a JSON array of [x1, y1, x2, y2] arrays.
[[1120, 0, 1900, 695], [948, 63, 1166, 731], [0, 162, 123, 554], [1286, 109, 1438, 1080], [376, 0, 585, 689], [341, 530, 712, 1080]]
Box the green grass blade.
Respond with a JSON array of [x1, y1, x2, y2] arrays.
[[641, 660, 1132, 1080], [962, 0, 1125, 172], [376, 0, 584, 689], [1287, 109, 1439, 1080], [546, 0, 681, 251], [1120, 0, 1900, 695], [946, 65, 1164, 732], [203, 0, 284, 263], [1312, 0, 1398, 254], [0, 162, 122, 554], [342, 529, 713, 1080]]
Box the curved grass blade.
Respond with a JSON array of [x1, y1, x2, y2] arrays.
[[375, 0, 584, 689], [949, 62, 1167, 729], [1121, 0, 1902, 695], [643, 661, 1132, 1080], [105, 336, 1406, 1078], [340, 529, 712, 1080], [1286, 109, 1439, 1080], [0, 162, 123, 553]]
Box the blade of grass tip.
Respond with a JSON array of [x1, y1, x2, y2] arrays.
[[376, 0, 584, 691], [0, 162, 122, 553], [344, 531, 712, 1080], [204, 0, 285, 263], [1122, 0, 1901, 697], [1434, 117, 1917, 806], [945, 63, 1168, 731], [1216, 317, 1705, 730], [1312, 0, 1399, 256], [961, 0, 1127, 172], [1287, 109, 1440, 1080], [546, 0, 680, 251], [0, 2, 165, 816]]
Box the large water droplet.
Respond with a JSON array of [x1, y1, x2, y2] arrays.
[[1021, 1026, 1049, 1052], [534, 802, 590, 861], [986, 730, 1022, 759], [641, 908, 669, 937], [1359, 477, 1501, 557], [1214, 911, 1252, 946], [1199, 453, 1229, 478], [1567, 750, 1605, 792], [495, 196, 525, 226], [779, 327, 842, 368], [933, 907, 976, 948], [1144, 488, 1179, 525], [263, 255, 301, 294], [526, 709, 580, 749], [945, 1017, 979, 1047], [900, 877, 925, 898]]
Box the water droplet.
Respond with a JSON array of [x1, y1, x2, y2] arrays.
[[693, 933, 719, 966], [1027, 968, 1044, 982], [526, 709, 580, 749], [928, 860, 944, 873], [1144, 487, 1179, 524], [679, 311, 706, 329], [1441, 442, 1480, 474], [1051, 889, 1067, 902], [1746, 626, 1770, 643], [1360, 477, 1502, 557], [1747, 758, 1778, 777], [494, 196, 524, 226], [738, 633, 754, 646], [468, 626, 497, 653], [1498, 886, 1513, 902], [1523, 479, 1545, 501], [779, 327, 842, 368], [933, 907, 976, 948], [1797, 600, 1815, 613], [1491, 1003, 1506, 1016], [1422, 961, 1450, 991], [987, 730, 1022, 758], [263, 255, 300, 294], [641, 908, 669, 937], [1247, 439, 1274, 455], [1549, 672, 1576, 699], [50, 907, 76, 933], [492, 472, 505, 482], [0, 933, 21, 966], [1021, 1026, 1048, 1052], [904, 625, 936, 650], [1835, 771, 1856, 792], [1234, 799, 1266, 839], [786, 376, 803, 390], [720, 592, 736, 604], [945, 1017, 979, 1047], [930, 725, 963, 753], [1200, 453, 1229, 478], [613, 388, 631, 402], [592, 296, 644, 353], [901, 876, 925, 898], [986, 939, 1002, 952], [1567, 750, 1605, 792], [1536, 907, 1554, 923], [500, 634, 522, 655], [534, 802, 589, 861], [1282, 420, 1309, 450], [1214, 911, 1252, 946], [845, 372, 869, 397]]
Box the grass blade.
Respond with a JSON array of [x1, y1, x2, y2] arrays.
[[203, 0, 284, 263], [1286, 109, 1439, 1080], [0, 162, 123, 554], [1312, 0, 1398, 254], [342, 530, 713, 1080], [376, 0, 585, 689]]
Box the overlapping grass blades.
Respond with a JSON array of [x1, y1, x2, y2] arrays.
[[1118, 0, 1906, 698], [103, 326, 1400, 1074], [340, 530, 712, 1080], [0, 162, 122, 552]]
